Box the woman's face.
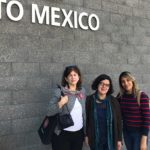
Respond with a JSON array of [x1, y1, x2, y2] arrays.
[[97, 79, 110, 96], [65, 71, 80, 87], [121, 77, 133, 93]]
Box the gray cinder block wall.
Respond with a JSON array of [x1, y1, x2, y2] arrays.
[[0, 0, 150, 150]]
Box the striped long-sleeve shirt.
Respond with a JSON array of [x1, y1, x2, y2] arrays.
[[118, 92, 150, 136]]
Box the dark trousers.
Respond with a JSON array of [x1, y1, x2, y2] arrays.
[[101, 143, 108, 150], [123, 129, 141, 150], [90, 143, 108, 150], [52, 128, 84, 150]]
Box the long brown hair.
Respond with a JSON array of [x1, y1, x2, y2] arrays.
[[119, 71, 140, 97]]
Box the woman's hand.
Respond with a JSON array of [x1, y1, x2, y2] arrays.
[[84, 136, 89, 146], [140, 136, 147, 150], [117, 141, 122, 150], [58, 95, 68, 108]]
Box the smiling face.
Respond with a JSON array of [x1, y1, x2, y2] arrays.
[[65, 70, 80, 87], [120, 77, 133, 93], [97, 79, 110, 96]]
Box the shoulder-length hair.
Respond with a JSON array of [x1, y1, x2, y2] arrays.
[[119, 71, 140, 97], [91, 74, 114, 95], [61, 65, 82, 90]]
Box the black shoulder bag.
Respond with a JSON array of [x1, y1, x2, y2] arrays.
[[38, 85, 74, 144], [58, 104, 74, 129], [38, 114, 58, 145]]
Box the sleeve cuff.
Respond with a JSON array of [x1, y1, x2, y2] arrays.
[[141, 128, 149, 136]]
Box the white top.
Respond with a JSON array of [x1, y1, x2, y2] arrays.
[[64, 98, 83, 131]]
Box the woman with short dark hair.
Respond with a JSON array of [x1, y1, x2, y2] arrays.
[[86, 74, 122, 150], [47, 65, 86, 150]]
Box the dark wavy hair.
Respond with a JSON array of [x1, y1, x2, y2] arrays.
[[91, 74, 114, 95], [61, 65, 82, 90]]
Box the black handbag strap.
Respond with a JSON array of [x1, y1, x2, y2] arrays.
[[57, 85, 70, 113], [57, 84, 65, 96]]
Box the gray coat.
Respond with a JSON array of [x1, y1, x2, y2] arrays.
[[47, 86, 86, 135]]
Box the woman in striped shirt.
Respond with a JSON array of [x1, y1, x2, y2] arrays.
[[117, 71, 150, 150]]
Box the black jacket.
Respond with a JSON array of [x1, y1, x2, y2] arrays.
[[86, 94, 122, 149]]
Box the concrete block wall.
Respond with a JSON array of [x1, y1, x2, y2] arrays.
[[0, 0, 150, 150]]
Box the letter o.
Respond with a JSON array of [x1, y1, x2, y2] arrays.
[[88, 14, 100, 31], [7, 1, 24, 21]]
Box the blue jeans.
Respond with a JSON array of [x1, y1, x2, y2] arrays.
[[123, 129, 141, 150]]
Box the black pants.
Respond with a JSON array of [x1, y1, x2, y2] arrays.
[[90, 143, 108, 150], [52, 128, 84, 150]]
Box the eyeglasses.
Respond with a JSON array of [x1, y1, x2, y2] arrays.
[[99, 82, 110, 88]]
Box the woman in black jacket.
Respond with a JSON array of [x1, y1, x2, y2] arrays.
[[85, 74, 122, 150]]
